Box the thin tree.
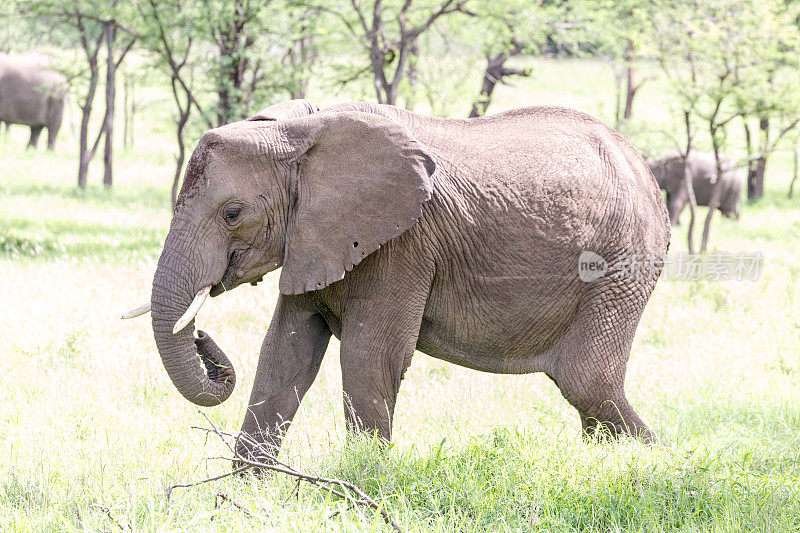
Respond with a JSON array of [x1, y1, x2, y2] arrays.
[[138, 0, 215, 209], [682, 111, 698, 254], [699, 89, 739, 253], [102, 10, 137, 188], [789, 141, 799, 199], [121, 70, 137, 149], [281, 6, 321, 100], [23, 0, 135, 189], [649, 0, 797, 251], [196, 0, 266, 125], [329, 0, 474, 106], [74, 13, 106, 189], [585, 0, 651, 128], [469, 38, 529, 118]]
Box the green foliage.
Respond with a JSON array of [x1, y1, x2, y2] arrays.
[[650, 0, 800, 131]]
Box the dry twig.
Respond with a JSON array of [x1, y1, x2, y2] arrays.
[[215, 492, 252, 517], [90, 503, 130, 531], [168, 410, 403, 532]]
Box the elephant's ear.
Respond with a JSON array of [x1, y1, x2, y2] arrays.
[[276, 111, 436, 295], [247, 99, 318, 121]]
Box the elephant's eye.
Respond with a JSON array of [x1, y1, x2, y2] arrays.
[[224, 205, 242, 224]]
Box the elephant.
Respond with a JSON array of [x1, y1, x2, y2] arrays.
[[0, 53, 68, 150], [125, 99, 670, 460], [647, 151, 743, 225]]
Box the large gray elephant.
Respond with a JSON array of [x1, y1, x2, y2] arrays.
[[126, 100, 670, 459], [647, 151, 743, 225], [0, 53, 68, 150]]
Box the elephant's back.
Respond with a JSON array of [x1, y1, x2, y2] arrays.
[[420, 106, 669, 258], [324, 102, 670, 262], [0, 60, 65, 125]]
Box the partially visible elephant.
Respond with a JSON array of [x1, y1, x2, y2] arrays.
[[647, 151, 743, 225], [126, 99, 670, 461], [0, 53, 68, 150]]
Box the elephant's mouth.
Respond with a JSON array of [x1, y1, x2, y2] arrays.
[[210, 274, 265, 297], [210, 283, 226, 297], [210, 250, 276, 297]]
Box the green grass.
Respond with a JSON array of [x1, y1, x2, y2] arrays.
[[0, 216, 164, 261], [1, 57, 799, 531]]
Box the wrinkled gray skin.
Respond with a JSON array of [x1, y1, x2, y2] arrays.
[[0, 53, 67, 150], [150, 99, 670, 461], [647, 152, 743, 225]]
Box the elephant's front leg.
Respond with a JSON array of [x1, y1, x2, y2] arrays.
[[339, 275, 429, 441], [238, 293, 331, 461]]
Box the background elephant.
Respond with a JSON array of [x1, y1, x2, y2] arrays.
[[647, 151, 743, 225], [0, 53, 68, 150], [134, 99, 669, 460]]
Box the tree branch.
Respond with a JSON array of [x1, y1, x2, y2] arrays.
[[170, 411, 404, 532], [145, 0, 213, 128]]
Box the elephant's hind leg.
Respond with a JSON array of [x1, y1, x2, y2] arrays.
[[27, 125, 43, 149], [546, 277, 657, 444], [46, 127, 57, 150]]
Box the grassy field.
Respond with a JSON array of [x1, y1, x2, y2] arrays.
[[1, 58, 800, 531]]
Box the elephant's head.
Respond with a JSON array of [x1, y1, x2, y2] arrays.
[[646, 154, 681, 191], [147, 100, 436, 406], [719, 172, 744, 220]]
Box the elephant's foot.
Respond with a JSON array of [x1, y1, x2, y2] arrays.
[[580, 402, 659, 445], [233, 431, 282, 474]]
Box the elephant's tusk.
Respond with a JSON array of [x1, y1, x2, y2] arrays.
[[173, 285, 212, 334], [121, 303, 151, 319]]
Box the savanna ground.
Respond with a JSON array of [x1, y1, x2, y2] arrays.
[[1, 58, 800, 531]]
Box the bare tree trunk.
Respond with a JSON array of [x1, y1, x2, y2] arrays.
[[78, 61, 102, 187], [129, 92, 136, 148], [406, 40, 419, 111], [684, 111, 697, 254], [215, 51, 237, 124], [384, 72, 399, 106], [748, 117, 769, 200], [142, 0, 203, 209], [286, 16, 314, 100], [355, 0, 472, 108], [213, 5, 256, 127], [743, 121, 753, 193], [469, 53, 504, 118], [701, 128, 726, 253], [123, 73, 130, 149], [171, 120, 188, 211], [789, 145, 798, 199], [613, 66, 624, 129], [103, 22, 116, 189], [469, 42, 528, 118], [622, 40, 638, 121], [752, 153, 767, 199], [170, 78, 191, 211], [77, 22, 105, 189], [77, 88, 97, 189]]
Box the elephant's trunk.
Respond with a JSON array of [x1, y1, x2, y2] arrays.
[[151, 246, 235, 407]]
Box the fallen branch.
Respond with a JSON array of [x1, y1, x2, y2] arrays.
[[90, 503, 130, 531], [166, 465, 251, 499], [215, 492, 252, 517], [169, 410, 403, 532]]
